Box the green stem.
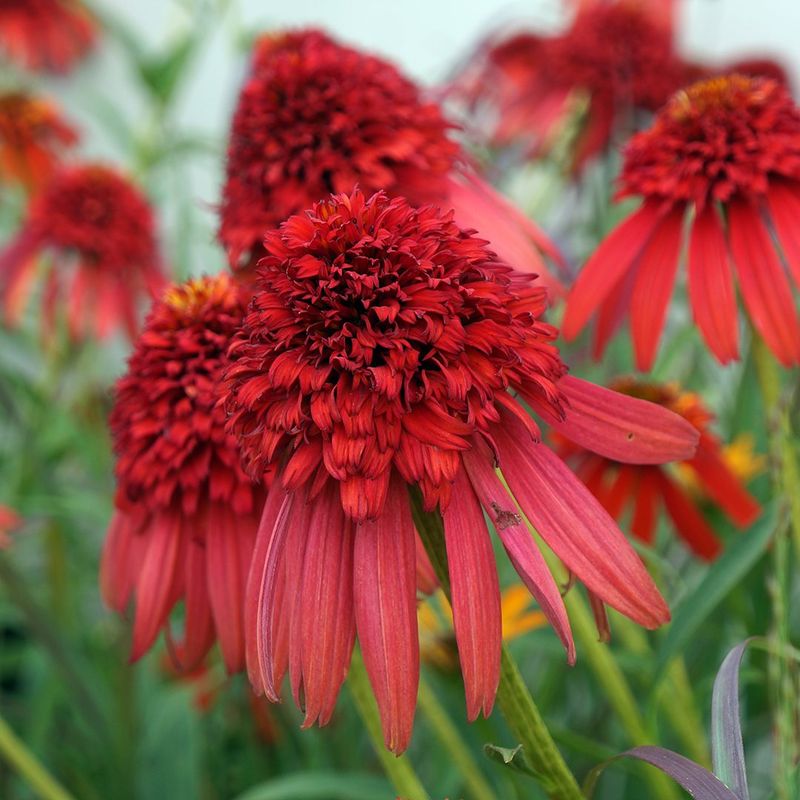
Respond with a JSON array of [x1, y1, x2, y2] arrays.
[[411, 494, 584, 800], [752, 334, 799, 800], [564, 594, 680, 800], [0, 713, 76, 800], [418, 677, 498, 800], [347, 650, 430, 800]]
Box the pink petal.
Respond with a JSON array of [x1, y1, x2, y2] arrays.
[[462, 442, 574, 663], [494, 414, 670, 629], [353, 473, 419, 754], [442, 468, 502, 720], [547, 376, 699, 465], [562, 201, 662, 340], [728, 198, 800, 366], [297, 483, 355, 728], [629, 206, 685, 370], [688, 205, 739, 364]]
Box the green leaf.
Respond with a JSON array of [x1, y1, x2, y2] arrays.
[[483, 743, 539, 778], [655, 503, 779, 677], [137, 35, 197, 106], [233, 772, 393, 800]]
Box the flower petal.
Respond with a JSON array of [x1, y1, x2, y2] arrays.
[[549, 375, 699, 465], [767, 179, 800, 289], [630, 206, 685, 370], [688, 205, 739, 364], [656, 472, 721, 560], [443, 468, 502, 720], [354, 473, 419, 754], [181, 539, 215, 669], [495, 415, 670, 628]]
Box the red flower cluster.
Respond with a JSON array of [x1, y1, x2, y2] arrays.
[[564, 75, 800, 367], [556, 379, 761, 560], [219, 28, 563, 291], [0, 92, 77, 192], [101, 274, 265, 673], [0, 0, 96, 74], [455, 0, 692, 170], [0, 164, 165, 340], [221, 189, 698, 752]]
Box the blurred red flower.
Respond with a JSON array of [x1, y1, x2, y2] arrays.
[[0, 0, 96, 74], [102, 274, 266, 674], [0, 92, 78, 192], [563, 75, 800, 368], [555, 379, 761, 560], [0, 164, 165, 340], [0, 505, 20, 549], [221, 188, 699, 753], [452, 0, 694, 171], [219, 28, 564, 293]]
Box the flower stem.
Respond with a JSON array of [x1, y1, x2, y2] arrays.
[[751, 333, 799, 800], [411, 493, 584, 800], [417, 676, 498, 800], [0, 712, 76, 800], [347, 649, 430, 800]]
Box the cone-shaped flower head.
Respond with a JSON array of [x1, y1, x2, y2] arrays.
[[0, 0, 96, 74], [219, 28, 563, 290], [0, 92, 78, 192], [556, 378, 761, 560], [221, 188, 699, 753], [453, 0, 692, 170], [563, 74, 800, 367], [0, 164, 165, 339], [102, 274, 266, 673]]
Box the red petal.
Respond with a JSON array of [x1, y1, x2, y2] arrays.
[[630, 207, 685, 370], [353, 473, 419, 753], [181, 539, 215, 669], [442, 468, 502, 719], [495, 414, 670, 628], [550, 376, 699, 464], [462, 442, 574, 663], [298, 484, 355, 728], [767, 179, 800, 289], [592, 268, 636, 359], [562, 201, 662, 340], [631, 469, 660, 544], [100, 511, 139, 611], [656, 472, 721, 561], [415, 531, 439, 595], [688, 206, 739, 364], [728, 199, 800, 366]]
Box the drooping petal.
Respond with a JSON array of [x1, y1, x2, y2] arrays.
[[656, 472, 721, 560], [592, 268, 636, 359], [688, 205, 739, 364], [462, 442, 574, 662], [728, 199, 800, 366], [629, 206, 685, 370], [562, 201, 663, 340], [631, 469, 660, 544], [181, 539, 215, 669], [415, 531, 439, 595], [353, 473, 419, 754], [99, 511, 139, 612], [298, 483, 355, 728], [442, 468, 502, 719], [766, 179, 800, 289], [495, 414, 670, 628], [548, 376, 699, 464]]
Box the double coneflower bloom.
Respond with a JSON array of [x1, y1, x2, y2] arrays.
[[0, 0, 96, 74], [556, 379, 761, 560], [0, 164, 165, 339], [563, 74, 800, 367], [102, 274, 265, 673], [219, 28, 562, 291], [0, 92, 77, 192], [221, 188, 698, 753]]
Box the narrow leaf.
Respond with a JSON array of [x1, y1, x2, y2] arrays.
[[656, 504, 779, 677], [712, 641, 755, 800], [585, 746, 740, 800], [233, 772, 393, 800]]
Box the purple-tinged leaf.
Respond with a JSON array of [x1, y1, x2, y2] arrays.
[[711, 641, 755, 800], [585, 746, 740, 800]]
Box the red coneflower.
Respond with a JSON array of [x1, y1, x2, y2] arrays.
[[0, 0, 96, 74], [0, 92, 77, 192], [453, 0, 692, 170], [101, 274, 266, 674], [219, 28, 562, 291], [555, 379, 761, 560], [221, 188, 699, 753], [563, 74, 800, 368], [0, 164, 165, 340], [0, 505, 20, 549]]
